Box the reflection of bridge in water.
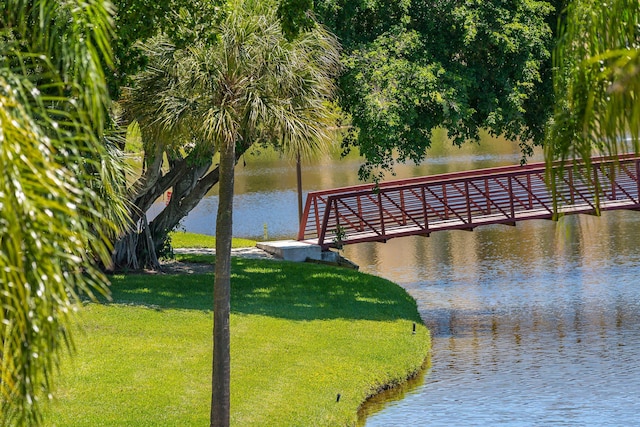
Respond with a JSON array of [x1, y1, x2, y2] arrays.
[[298, 154, 640, 250]]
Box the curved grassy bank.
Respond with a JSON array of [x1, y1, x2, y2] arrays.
[[44, 256, 429, 426]]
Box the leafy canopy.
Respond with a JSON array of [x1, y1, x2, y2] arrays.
[[314, 0, 557, 179], [109, 0, 225, 96]]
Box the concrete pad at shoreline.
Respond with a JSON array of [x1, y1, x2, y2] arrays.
[[256, 240, 323, 262]]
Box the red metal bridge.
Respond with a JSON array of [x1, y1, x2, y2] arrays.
[[298, 154, 640, 249]]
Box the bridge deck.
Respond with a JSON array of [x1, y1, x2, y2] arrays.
[[298, 155, 640, 249]]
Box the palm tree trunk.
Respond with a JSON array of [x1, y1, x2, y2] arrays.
[[211, 138, 235, 427]]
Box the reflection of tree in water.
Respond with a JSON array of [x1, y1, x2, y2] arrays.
[[359, 211, 640, 426]]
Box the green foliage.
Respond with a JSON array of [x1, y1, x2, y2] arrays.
[[315, 0, 412, 46], [315, 0, 557, 179], [546, 0, 640, 165], [341, 28, 445, 179], [0, 1, 129, 425], [44, 260, 429, 426], [278, 0, 315, 40], [109, 0, 225, 96], [110, 0, 171, 95], [124, 0, 340, 159]]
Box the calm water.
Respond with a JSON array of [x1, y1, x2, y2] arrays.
[[155, 135, 640, 426], [352, 213, 640, 426]]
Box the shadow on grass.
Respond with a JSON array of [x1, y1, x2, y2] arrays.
[[106, 258, 420, 322]]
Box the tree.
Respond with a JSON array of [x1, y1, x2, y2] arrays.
[[113, 0, 340, 270], [204, 3, 339, 425], [0, 1, 128, 425], [314, 0, 560, 179], [117, 0, 340, 423], [545, 0, 639, 165]]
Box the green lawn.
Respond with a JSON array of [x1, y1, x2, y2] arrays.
[[169, 231, 256, 249], [44, 258, 429, 426]]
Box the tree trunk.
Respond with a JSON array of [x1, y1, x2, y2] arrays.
[[141, 215, 161, 270], [148, 143, 249, 250], [111, 142, 249, 271], [211, 138, 235, 427], [147, 159, 213, 246], [149, 162, 218, 248]]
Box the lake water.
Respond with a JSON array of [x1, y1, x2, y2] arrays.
[[354, 212, 640, 426], [155, 134, 640, 426]]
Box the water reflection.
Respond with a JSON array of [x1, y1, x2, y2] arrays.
[[352, 211, 640, 426]]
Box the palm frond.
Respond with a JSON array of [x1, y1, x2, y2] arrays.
[[546, 0, 640, 165], [124, 0, 341, 165], [1, 1, 127, 425]]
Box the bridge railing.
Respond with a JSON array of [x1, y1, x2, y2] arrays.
[[298, 155, 640, 248]]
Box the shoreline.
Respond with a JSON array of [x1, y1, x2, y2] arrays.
[[174, 247, 431, 426], [47, 244, 431, 426], [171, 245, 432, 426]]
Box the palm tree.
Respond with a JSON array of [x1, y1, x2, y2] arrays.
[[546, 0, 639, 164], [120, 7, 340, 423], [130, 1, 340, 424], [0, 1, 128, 425]]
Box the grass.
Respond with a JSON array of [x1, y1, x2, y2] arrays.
[[44, 250, 430, 426], [169, 231, 256, 249]]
